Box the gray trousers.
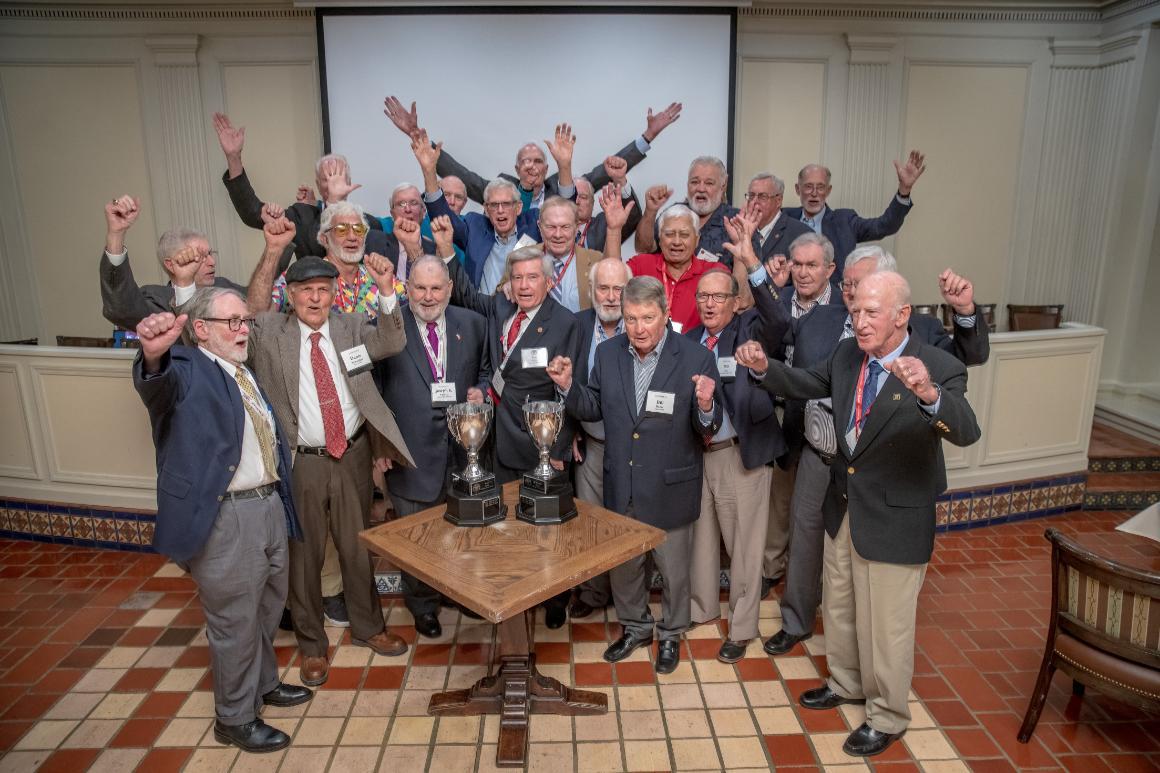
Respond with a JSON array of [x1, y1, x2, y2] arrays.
[[186, 493, 287, 726], [289, 433, 385, 657], [610, 521, 693, 642], [779, 445, 830, 637], [574, 436, 611, 607], [389, 492, 443, 617]]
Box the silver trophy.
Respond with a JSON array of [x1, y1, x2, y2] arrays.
[[517, 399, 577, 524], [445, 402, 505, 526]]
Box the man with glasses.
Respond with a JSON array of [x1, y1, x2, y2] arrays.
[[744, 173, 813, 267], [100, 194, 246, 330], [783, 151, 927, 288], [634, 156, 740, 265]]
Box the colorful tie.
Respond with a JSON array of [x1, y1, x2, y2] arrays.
[[852, 359, 884, 435], [309, 332, 347, 459], [505, 310, 527, 351], [426, 321, 441, 379], [550, 260, 565, 303], [704, 334, 719, 351], [234, 368, 278, 478]]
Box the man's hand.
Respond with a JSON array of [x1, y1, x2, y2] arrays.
[[374, 458, 394, 473], [319, 157, 360, 203], [365, 252, 396, 291], [260, 202, 285, 225], [643, 102, 682, 143], [296, 185, 317, 205], [383, 96, 421, 137], [263, 215, 296, 254], [889, 356, 939, 405], [169, 247, 203, 288], [466, 387, 484, 405], [571, 435, 584, 463], [722, 213, 759, 269], [603, 155, 629, 186], [938, 268, 975, 316], [212, 113, 245, 158], [599, 183, 635, 231], [394, 216, 423, 258], [894, 150, 926, 196], [410, 128, 442, 172], [692, 373, 716, 413], [430, 214, 455, 258], [547, 355, 573, 392], [765, 254, 790, 288], [644, 184, 673, 213], [137, 312, 187, 373], [105, 195, 140, 254], [545, 123, 576, 170], [734, 340, 769, 374]]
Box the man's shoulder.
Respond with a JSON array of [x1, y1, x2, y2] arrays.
[[446, 304, 487, 330], [574, 307, 598, 328], [912, 338, 967, 379], [780, 216, 813, 238]]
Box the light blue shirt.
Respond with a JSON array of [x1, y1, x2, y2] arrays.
[[550, 251, 581, 313], [700, 329, 737, 442], [481, 232, 519, 295], [800, 205, 827, 234]]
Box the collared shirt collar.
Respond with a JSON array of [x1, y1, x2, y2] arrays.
[[757, 211, 782, 243], [630, 327, 668, 364], [792, 282, 832, 316], [870, 334, 909, 370], [199, 346, 239, 376], [297, 318, 332, 344]]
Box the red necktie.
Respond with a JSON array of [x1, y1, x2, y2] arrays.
[[704, 334, 719, 351], [505, 310, 527, 351], [309, 332, 347, 459]]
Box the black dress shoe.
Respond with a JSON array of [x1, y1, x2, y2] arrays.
[[602, 633, 653, 663], [214, 719, 290, 753], [545, 605, 567, 629], [568, 598, 595, 619], [763, 629, 813, 656], [717, 639, 748, 663], [799, 685, 866, 710], [760, 573, 783, 599], [261, 683, 312, 707], [655, 640, 681, 674], [414, 612, 442, 638], [842, 722, 904, 756]]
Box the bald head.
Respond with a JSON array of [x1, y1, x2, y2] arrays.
[[850, 271, 912, 358]]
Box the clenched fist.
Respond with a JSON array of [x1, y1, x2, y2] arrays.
[[692, 373, 716, 412]]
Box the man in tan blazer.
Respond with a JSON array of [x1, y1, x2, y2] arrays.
[[247, 221, 415, 687]]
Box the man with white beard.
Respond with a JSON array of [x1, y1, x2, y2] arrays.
[[633, 156, 739, 266]]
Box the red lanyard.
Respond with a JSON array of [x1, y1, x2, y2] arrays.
[[549, 246, 577, 290], [576, 221, 590, 247], [852, 355, 872, 438], [661, 263, 687, 312]]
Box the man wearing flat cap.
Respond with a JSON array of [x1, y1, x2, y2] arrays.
[[246, 219, 416, 687]]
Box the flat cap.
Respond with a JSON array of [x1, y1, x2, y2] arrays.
[[284, 256, 339, 284]]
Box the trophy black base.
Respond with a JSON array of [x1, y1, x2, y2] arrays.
[[444, 473, 507, 527], [516, 473, 577, 525]]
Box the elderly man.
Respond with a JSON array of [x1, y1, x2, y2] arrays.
[[784, 151, 926, 282], [737, 270, 981, 758], [213, 113, 384, 269], [634, 156, 740, 264], [531, 196, 604, 313], [547, 276, 721, 673], [385, 97, 681, 210], [247, 222, 415, 687], [567, 257, 633, 619], [414, 127, 575, 293], [377, 251, 491, 638], [439, 175, 469, 215], [100, 195, 245, 330], [133, 291, 309, 754], [745, 173, 814, 263], [574, 160, 642, 253]]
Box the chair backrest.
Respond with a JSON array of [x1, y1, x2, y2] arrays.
[[912, 303, 940, 318], [55, 335, 116, 348], [1008, 304, 1063, 331], [940, 303, 997, 332], [1047, 527, 1160, 672]]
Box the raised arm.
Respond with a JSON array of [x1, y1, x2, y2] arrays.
[[545, 123, 575, 191], [598, 183, 635, 260], [247, 215, 296, 312], [99, 195, 165, 329], [634, 184, 672, 254]]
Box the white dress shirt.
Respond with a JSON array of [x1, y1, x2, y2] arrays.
[[296, 320, 363, 447], [198, 348, 277, 490]]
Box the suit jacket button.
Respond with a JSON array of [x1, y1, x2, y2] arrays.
[[217, 495, 224, 502], [632, 433, 640, 440], [847, 466, 855, 474], [228, 465, 236, 472], [629, 460, 634, 466]]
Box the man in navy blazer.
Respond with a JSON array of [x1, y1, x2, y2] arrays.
[[548, 276, 723, 674], [783, 151, 927, 288], [378, 255, 491, 638], [133, 289, 309, 754], [744, 172, 815, 266]]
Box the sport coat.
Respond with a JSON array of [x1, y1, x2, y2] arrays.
[[582, 186, 642, 253], [447, 257, 581, 470], [379, 305, 491, 503], [246, 306, 415, 469], [99, 252, 245, 330], [364, 230, 437, 274], [523, 242, 602, 311], [756, 336, 980, 564], [427, 192, 541, 290], [437, 138, 648, 206], [574, 308, 599, 388], [687, 308, 788, 470], [784, 196, 912, 281], [564, 330, 723, 531], [752, 213, 814, 264], [133, 346, 300, 563]]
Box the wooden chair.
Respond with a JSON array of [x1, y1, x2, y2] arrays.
[[1008, 304, 1063, 331], [55, 335, 116, 348], [1018, 527, 1160, 742], [912, 303, 940, 319], [940, 303, 997, 333]]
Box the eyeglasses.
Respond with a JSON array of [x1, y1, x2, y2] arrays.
[[841, 279, 859, 291], [695, 292, 736, 303], [203, 316, 255, 331], [329, 223, 368, 237], [485, 200, 518, 212], [393, 200, 424, 211], [799, 183, 828, 194], [744, 192, 779, 202]]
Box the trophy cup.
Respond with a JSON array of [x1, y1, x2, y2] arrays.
[[445, 402, 506, 526], [516, 400, 578, 525]]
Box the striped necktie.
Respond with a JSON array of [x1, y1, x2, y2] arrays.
[[234, 367, 278, 478]]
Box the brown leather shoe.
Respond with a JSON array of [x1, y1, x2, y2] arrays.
[[352, 630, 408, 657], [299, 655, 328, 687]]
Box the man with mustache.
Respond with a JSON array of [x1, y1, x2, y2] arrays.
[[634, 156, 740, 265]]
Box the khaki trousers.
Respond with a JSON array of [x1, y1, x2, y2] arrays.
[[690, 444, 772, 642], [823, 515, 927, 734], [762, 460, 796, 578]]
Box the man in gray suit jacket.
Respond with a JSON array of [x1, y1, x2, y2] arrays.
[[99, 195, 244, 330], [247, 226, 416, 688], [736, 271, 980, 758]]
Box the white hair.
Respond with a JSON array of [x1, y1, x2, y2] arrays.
[[657, 203, 701, 236], [844, 245, 897, 274]]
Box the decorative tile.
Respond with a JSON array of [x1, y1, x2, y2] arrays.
[[49, 512, 71, 538], [935, 500, 950, 527]]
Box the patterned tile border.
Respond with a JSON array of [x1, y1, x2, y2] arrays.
[[1083, 490, 1160, 511], [1088, 455, 1160, 473], [0, 500, 157, 553]]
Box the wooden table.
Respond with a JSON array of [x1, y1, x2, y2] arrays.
[[360, 481, 665, 767]]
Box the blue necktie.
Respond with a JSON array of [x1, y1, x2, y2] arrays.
[[849, 359, 884, 433]]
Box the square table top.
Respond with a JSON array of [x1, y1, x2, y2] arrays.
[[360, 481, 665, 622]]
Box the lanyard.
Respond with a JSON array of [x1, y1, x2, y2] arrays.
[[852, 355, 872, 438], [660, 264, 687, 312], [420, 323, 445, 382], [549, 246, 577, 291], [576, 221, 590, 247]]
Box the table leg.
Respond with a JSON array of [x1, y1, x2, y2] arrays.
[[428, 610, 607, 767]]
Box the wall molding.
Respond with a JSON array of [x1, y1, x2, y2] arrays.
[[0, 6, 314, 21], [743, 3, 1103, 23]]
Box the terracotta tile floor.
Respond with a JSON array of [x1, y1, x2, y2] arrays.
[[0, 506, 1157, 772]]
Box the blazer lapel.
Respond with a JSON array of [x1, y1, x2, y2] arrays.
[[850, 337, 919, 457], [403, 308, 435, 386], [831, 342, 861, 459], [444, 310, 465, 384], [279, 315, 301, 422], [618, 343, 639, 423], [503, 301, 553, 377]]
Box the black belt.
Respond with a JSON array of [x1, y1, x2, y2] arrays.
[[584, 434, 604, 447], [296, 423, 367, 456], [224, 483, 276, 501], [706, 436, 740, 453], [808, 445, 835, 466]]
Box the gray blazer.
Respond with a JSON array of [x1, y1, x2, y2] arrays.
[[99, 251, 244, 330]]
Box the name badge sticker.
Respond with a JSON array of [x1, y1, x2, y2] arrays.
[[697, 248, 720, 263], [717, 356, 737, 379], [431, 382, 457, 406], [340, 344, 373, 375], [521, 347, 549, 369], [645, 390, 676, 415], [670, 321, 684, 334]]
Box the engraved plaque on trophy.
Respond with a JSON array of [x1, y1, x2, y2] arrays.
[[516, 400, 577, 525], [445, 402, 506, 526]]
